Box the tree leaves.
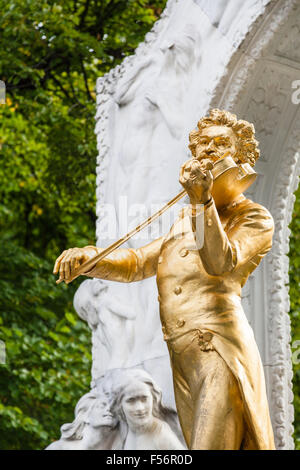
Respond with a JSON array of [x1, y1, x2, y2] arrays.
[[0, 0, 167, 449], [289, 185, 300, 449]]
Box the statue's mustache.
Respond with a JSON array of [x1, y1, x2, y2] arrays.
[[197, 150, 220, 163]]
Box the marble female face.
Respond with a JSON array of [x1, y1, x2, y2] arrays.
[[195, 125, 237, 163], [88, 397, 117, 428], [121, 381, 153, 429]]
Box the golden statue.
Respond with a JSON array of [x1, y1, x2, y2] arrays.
[[54, 109, 275, 450]]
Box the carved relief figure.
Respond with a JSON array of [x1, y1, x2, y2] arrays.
[[110, 369, 185, 450], [74, 279, 136, 376], [114, 24, 202, 207], [45, 389, 121, 450], [54, 109, 275, 450], [46, 368, 183, 450]]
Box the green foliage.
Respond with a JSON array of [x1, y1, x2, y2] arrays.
[[0, 0, 167, 450], [289, 185, 300, 450], [0, 242, 91, 449]]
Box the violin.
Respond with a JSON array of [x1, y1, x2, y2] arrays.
[[211, 156, 256, 208]]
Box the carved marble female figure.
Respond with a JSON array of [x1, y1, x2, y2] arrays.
[[54, 109, 276, 450], [46, 390, 121, 450], [114, 24, 202, 208], [110, 369, 185, 450]]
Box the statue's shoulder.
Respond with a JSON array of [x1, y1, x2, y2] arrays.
[[239, 198, 274, 221], [154, 419, 185, 450], [225, 198, 274, 232]]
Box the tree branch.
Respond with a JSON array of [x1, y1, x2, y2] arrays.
[[80, 59, 93, 101], [79, 0, 91, 29], [48, 72, 72, 100]]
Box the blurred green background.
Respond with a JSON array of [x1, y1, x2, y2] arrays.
[[0, 0, 299, 450]]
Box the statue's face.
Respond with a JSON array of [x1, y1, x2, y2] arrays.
[[195, 125, 237, 162], [88, 397, 117, 429], [121, 381, 153, 429]]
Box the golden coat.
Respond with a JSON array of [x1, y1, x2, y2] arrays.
[[87, 196, 275, 450]]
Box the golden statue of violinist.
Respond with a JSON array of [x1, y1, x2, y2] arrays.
[[54, 109, 276, 450]]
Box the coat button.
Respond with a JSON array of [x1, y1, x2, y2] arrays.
[[179, 248, 188, 257], [158, 256, 163, 264], [174, 286, 182, 295], [203, 332, 213, 342], [176, 319, 185, 328]]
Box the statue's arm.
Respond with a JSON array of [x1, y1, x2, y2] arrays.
[[85, 236, 164, 282], [114, 57, 153, 106], [197, 200, 274, 276], [145, 87, 183, 139], [52, 236, 163, 285]]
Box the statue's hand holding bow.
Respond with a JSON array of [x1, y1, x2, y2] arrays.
[[53, 246, 99, 283]]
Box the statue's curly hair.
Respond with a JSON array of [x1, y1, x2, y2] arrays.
[[189, 108, 260, 167]]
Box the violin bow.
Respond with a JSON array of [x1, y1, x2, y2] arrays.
[[56, 189, 187, 284]]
